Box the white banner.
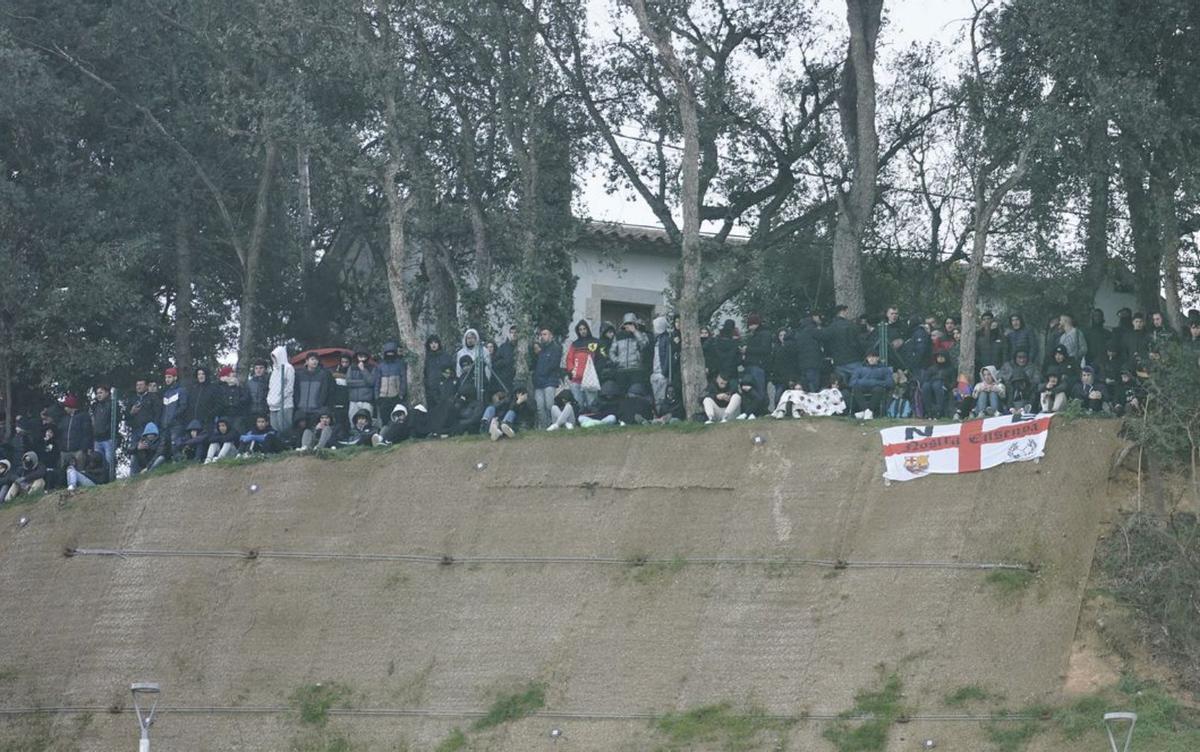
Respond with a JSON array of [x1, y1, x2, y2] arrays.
[[880, 413, 1054, 482]]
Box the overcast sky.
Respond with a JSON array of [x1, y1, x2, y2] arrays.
[[578, 0, 973, 227]]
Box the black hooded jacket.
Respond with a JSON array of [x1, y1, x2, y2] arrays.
[[424, 336, 455, 393]]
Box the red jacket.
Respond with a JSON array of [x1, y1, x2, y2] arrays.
[[565, 339, 599, 384]]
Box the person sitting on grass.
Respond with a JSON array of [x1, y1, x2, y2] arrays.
[[1110, 368, 1144, 416], [178, 420, 209, 463], [372, 404, 412, 446], [130, 422, 168, 474], [1070, 366, 1108, 413], [771, 380, 809, 419], [0, 459, 14, 502], [486, 388, 533, 440], [66, 450, 110, 491], [849, 351, 893, 420], [300, 411, 337, 451], [204, 417, 239, 463], [616, 382, 655, 426], [579, 381, 621, 428], [340, 409, 377, 447], [702, 372, 742, 424], [736, 378, 767, 420], [1039, 373, 1068, 414], [548, 387, 578, 431], [972, 366, 1006, 417], [239, 415, 282, 455], [653, 383, 686, 424], [6, 452, 47, 502], [919, 351, 956, 419], [998, 350, 1040, 414]]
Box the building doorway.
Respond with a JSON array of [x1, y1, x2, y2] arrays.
[[599, 300, 656, 329]]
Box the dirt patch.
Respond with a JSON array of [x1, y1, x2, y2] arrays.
[[0, 419, 1127, 750]]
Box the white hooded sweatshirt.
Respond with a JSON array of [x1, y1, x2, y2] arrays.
[[267, 345, 295, 410]]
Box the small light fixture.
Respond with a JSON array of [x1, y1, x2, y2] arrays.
[[131, 682, 161, 752]]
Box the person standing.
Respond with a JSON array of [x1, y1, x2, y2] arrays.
[[90, 384, 119, 479], [58, 394, 93, 472], [532, 327, 563, 428], [267, 345, 295, 433], [246, 359, 271, 419], [159, 367, 189, 453], [565, 320, 601, 410], [375, 341, 408, 418], [346, 349, 378, 424]]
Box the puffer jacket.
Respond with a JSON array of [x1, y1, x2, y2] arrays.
[[346, 363, 378, 402], [376, 341, 407, 400], [610, 330, 648, 370], [293, 365, 333, 413]]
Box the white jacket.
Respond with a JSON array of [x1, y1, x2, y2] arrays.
[[267, 345, 295, 410]]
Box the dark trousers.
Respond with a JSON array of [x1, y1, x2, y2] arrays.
[[921, 381, 948, 418], [852, 386, 887, 415]]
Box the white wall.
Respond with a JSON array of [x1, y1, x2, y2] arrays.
[[570, 246, 674, 331]]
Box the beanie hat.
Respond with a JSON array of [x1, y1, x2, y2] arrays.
[[61, 394, 80, 410], [164, 367, 178, 378], [218, 365, 235, 378]]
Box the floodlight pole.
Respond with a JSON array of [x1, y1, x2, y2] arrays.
[[1103, 711, 1136, 752], [130, 683, 161, 752]]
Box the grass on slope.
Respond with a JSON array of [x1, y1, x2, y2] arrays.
[[652, 702, 795, 751], [472, 682, 546, 730], [822, 673, 906, 752]]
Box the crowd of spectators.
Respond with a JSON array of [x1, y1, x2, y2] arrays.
[[3, 304, 1195, 499]]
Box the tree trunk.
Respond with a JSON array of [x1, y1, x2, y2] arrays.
[[959, 148, 1031, 383], [1151, 171, 1184, 333], [425, 243, 460, 346], [236, 140, 279, 376], [830, 0, 883, 318], [1078, 163, 1110, 314], [381, 81, 427, 406], [512, 163, 540, 392], [1122, 166, 1163, 317], [627, 0, 705, 417], [174, 208, 194, 378], [297, 144, 315, 275], [382, 156, 426, 406], [2, 359, 11, 438]]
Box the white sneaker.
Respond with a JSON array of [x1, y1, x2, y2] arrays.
[[863, 409, 874, 420], [853, 410, 865, 420], [705, 419, 714, 425], [489, 420, 502, 441], [772, 410, 785, 420], [735, 414, 747, 421], [720, 418, 729, 423], [500, 423, 515, 439], [547, 424, 559, 432], [565, 423, 575, 430], [747, 414, 757, 421]]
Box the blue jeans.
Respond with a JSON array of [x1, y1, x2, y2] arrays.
[[482, 406, 517, 425], [801, 368, 822, 393], [974, 390, 1001, 416], [570, 384, 598, 411], [93, 439, 115, 480]]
